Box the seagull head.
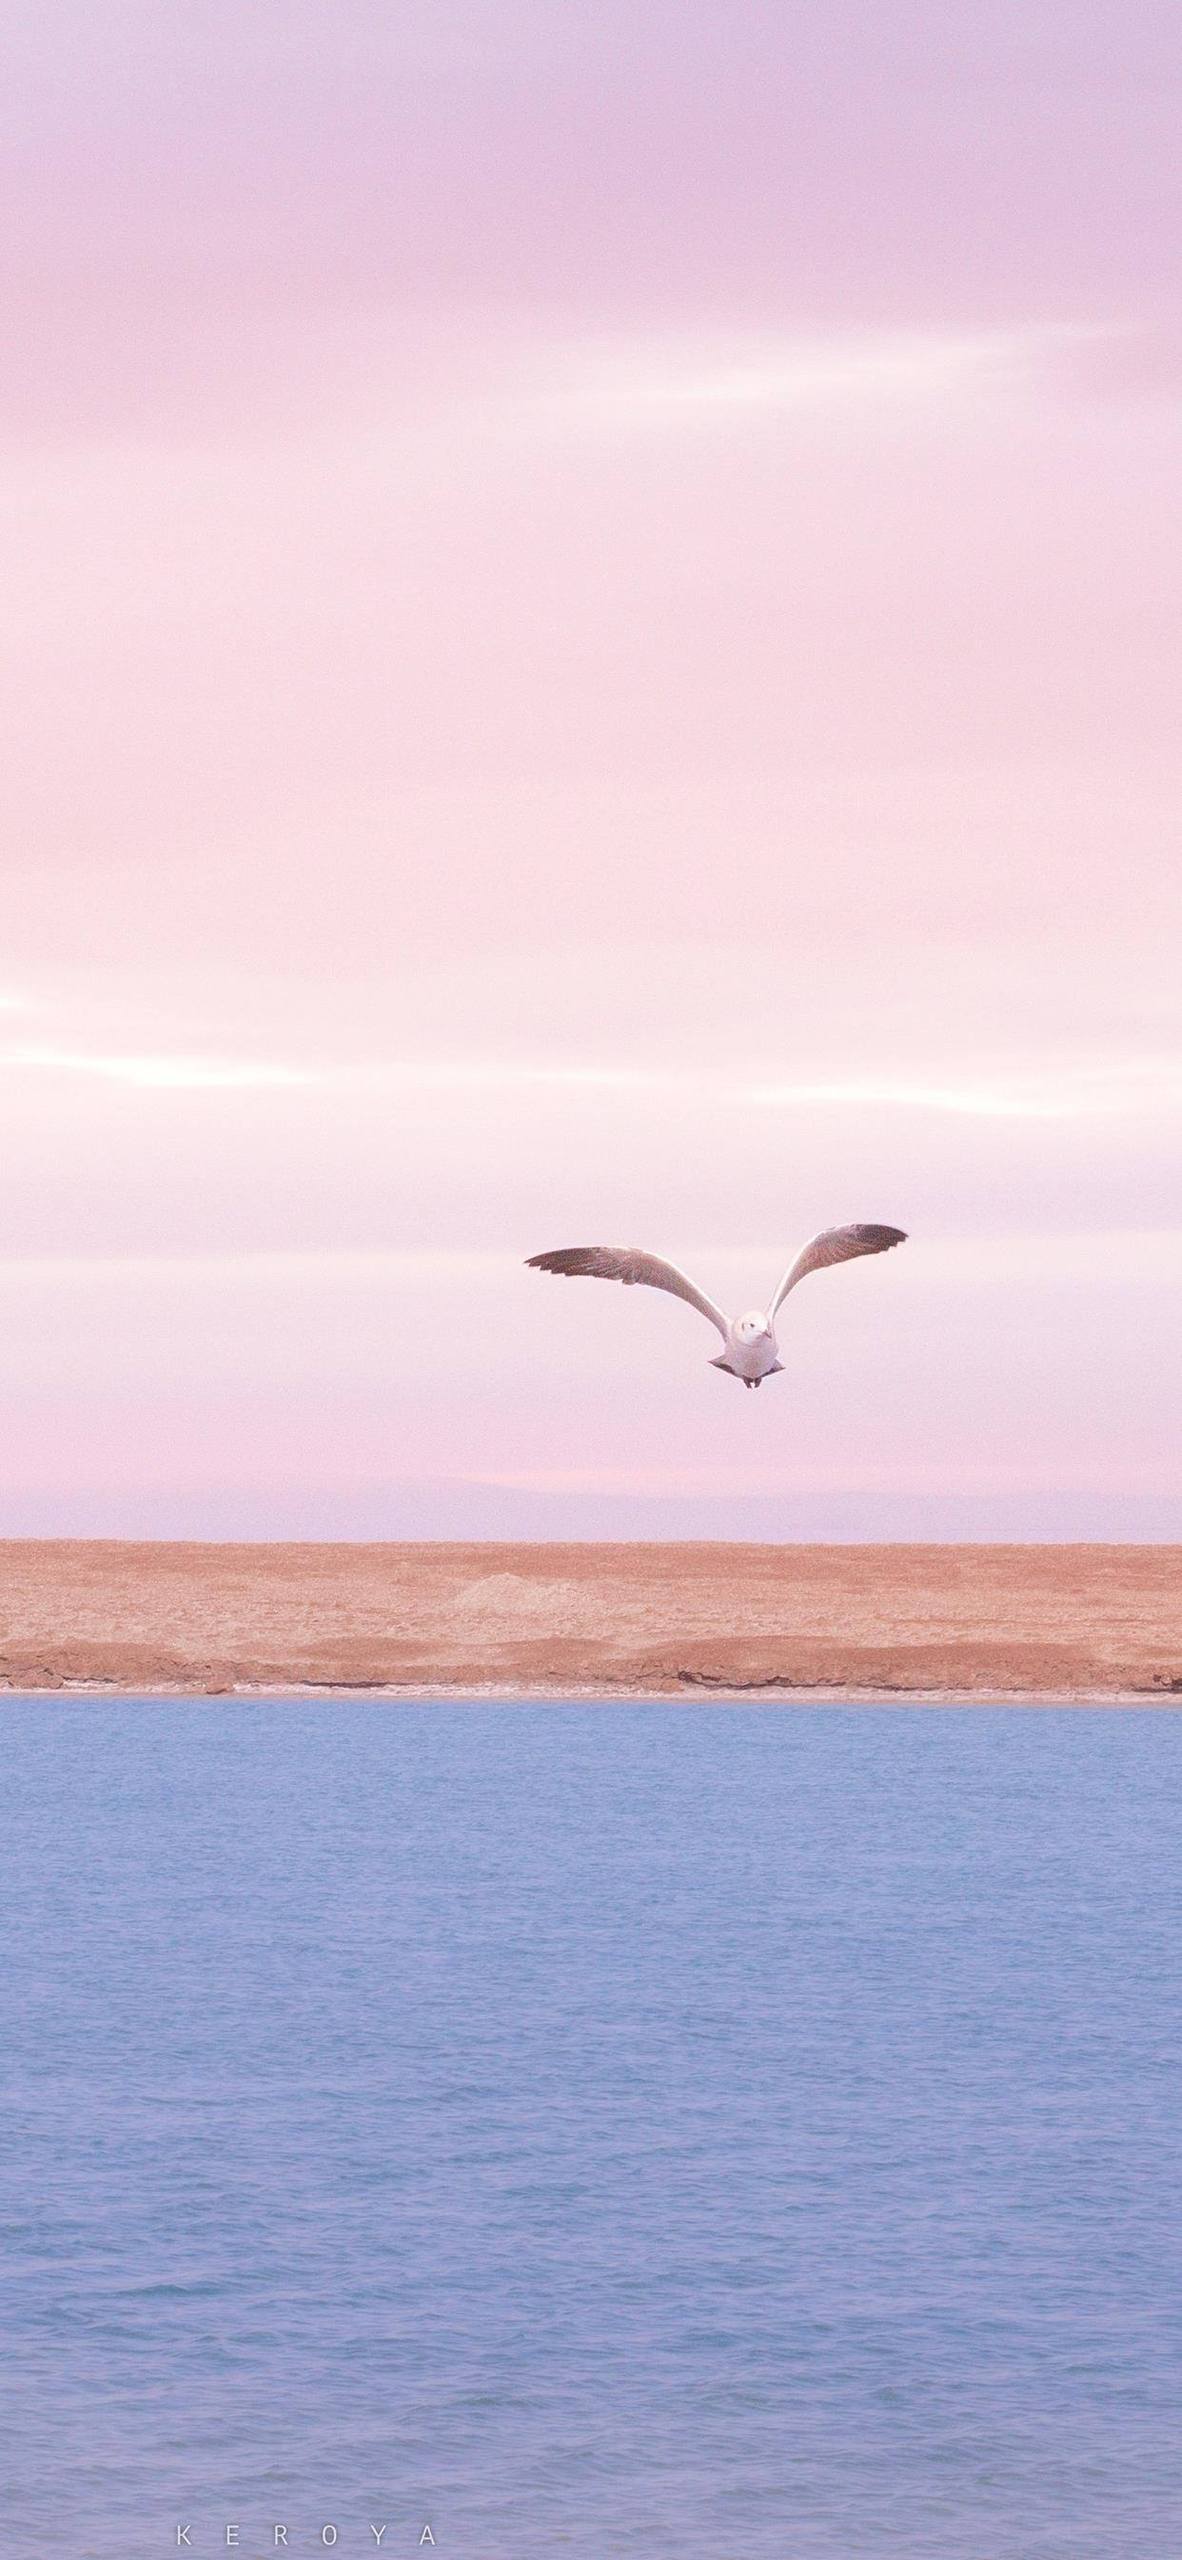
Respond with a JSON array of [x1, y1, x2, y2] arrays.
[[735, 1310, 771, 1344]]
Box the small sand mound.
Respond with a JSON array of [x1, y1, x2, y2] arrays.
[[451, 1573, 601, 1631]]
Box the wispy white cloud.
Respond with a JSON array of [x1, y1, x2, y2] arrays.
[[1, 1046, 316, 1090], [751, 1059, 1182, 1120], [472, 1456, 1181, 1499], [367, 1051, 1182, 1120], [0, 1043, 651, 1098], [346, 1054, 1182, 1120], [3, 1036, 1178, 1121], [365, 1058, 653, 1093], [749, 1077, 1072, 1120], [549, 325, 1093, 430], [0, 1248, 507, 1283], [2, 1233, 1179, 1296]]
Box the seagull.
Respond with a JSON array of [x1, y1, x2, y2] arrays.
[[526, 1224, 907, 1387]]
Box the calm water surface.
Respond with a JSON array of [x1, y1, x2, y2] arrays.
[[3, 1700, 1181, 2559]]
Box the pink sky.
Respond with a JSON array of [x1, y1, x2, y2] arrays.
[[3, 0, 1180, 1536]]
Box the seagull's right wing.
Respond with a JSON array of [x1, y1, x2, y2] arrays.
[[526, 1246, 729, 1342], [768, 1223, 907, 1319]]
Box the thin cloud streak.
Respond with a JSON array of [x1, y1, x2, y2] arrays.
[[2, 1231, 1178, 1286], [3, 1042, 1180, 1119], [750, 1079, 1073, 1120], [0, 1249, 507, 1283], [2, 1047, 317, 1090], [752, 1063, 1182, 1120], [470, 1458, 1182, 1500], [551, 324, 1093, 429]]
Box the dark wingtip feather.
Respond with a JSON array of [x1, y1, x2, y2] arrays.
[[526, 1246, 586, 1274]]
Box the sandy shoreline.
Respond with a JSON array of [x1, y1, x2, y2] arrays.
[[7, 1684, 1178, 1705], [0, 1540, 1179, 1700]]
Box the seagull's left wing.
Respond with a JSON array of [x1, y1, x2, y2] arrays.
[[526, 1245, 729, 1342], [768, 1223, 907, 1320]]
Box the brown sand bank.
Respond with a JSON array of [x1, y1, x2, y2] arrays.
[[0, 1541, 1179, 1697]]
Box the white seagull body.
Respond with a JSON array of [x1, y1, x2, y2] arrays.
[[527, 1224, 907, 1387]]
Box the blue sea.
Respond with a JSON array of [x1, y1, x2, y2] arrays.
[[3, 1700, 1182, 2560]]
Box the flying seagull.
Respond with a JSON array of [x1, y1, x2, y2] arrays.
[[526, 1224, 907, 1387]]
